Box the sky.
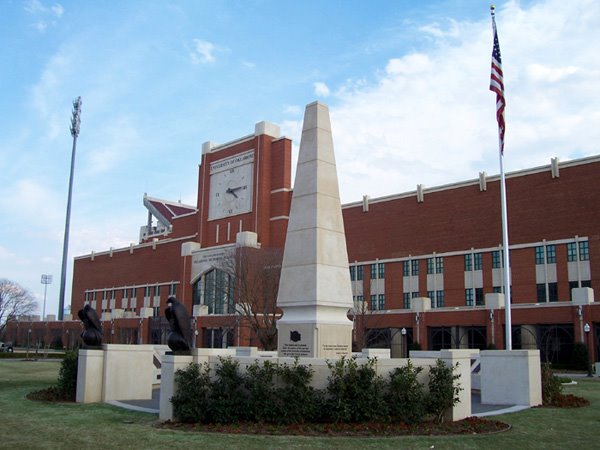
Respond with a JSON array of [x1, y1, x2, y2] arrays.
[[1, 0, 599, 319]]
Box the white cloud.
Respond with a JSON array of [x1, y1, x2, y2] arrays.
[[241, 60, 256, 69], [283, 105, 301, 115], [190, 39, 216, 64], [24, 0, 64, 32], [314, 82, 331, 97]]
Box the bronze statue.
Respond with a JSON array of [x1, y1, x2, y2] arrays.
[[165, 296, 192, 352], [77, 304, 103, 347]]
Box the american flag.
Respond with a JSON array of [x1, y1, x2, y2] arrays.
[[489, 12, 505, 154]]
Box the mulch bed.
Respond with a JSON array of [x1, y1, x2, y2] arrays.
[[158, 417, 511, 436], [546, 394, 590, 408], [26, 387, 75, 403]]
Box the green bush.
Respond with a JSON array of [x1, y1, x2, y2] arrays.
[[541, 362, 563, 406], [387, 359, 426, 424], [171, 362, 212, 423], [208, 357, 249, 424], [570, 342, 589, 371], [56, 351, 78, 401], [244, 360, 280, 423], [275, 359, 320, 424], [324, 357, 387, 423], [426, 360, 462, 423]]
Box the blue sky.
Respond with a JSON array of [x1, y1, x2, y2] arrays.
[[1, 0, 599, 319]]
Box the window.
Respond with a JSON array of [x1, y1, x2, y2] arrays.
[[403, 261, 410, 277], [154, 285, 161, 297], [567, 243, 577, 262], [378, 263, 385, 279], [350, 266, 356, 281], [436, 257, 444, 274], [492, 250, 503, 268], [144, 286, 151, 297], [535, 246, 545, 265], [493, 286, 502, 294], [536, 284, 546, 302], [579, 241, 589, 261], [436, 291, 445, 307], [569, 280, 592, 299], [192, 269, 234, 314], [475, 288, 484, 306], [403, 293, 411, 309], [411, 260, 419, 276], [356, 265, 364, 281], [464, 254, 472, 271], [427, 258, 434, 274], [169, 283, 177, 296], [131, 287, 137, 299], [370, 295, 377, 310], [110, 289, 115, 300], [465, 289, 474, 306], [546, 245, 556, 263], [548, 283, 558, 302], [122, 288, 127, 298], [474, 253, 483, 270], [411, 292, 419, 298], [370, 264, 377, 279], [378, 294, 385, 310]]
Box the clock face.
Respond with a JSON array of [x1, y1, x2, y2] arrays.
[[208, 151, 254, 220]]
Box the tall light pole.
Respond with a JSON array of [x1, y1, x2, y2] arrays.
[[40, 274, 53, 320], [58, 97, 82, 321]]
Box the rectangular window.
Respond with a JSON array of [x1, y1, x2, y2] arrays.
[[169, 283, 177, 296], [370, 264, 377, 279], [144, 286, 151, 297], [427, 258, 434, 274], [579, 241, 589, 261], [356, 265, 364, 281], [475, 288, 484, 306], [436, 257, 444, 274], [84, 292, 90, 303], [131, 287, 137, 299], [378, 294, 385, 310], [493, 286, 502, 293], [110, 289, 115, 300], [536, 283, 546, 302], [411, 260, 419, 276], [411, 292, 419, 298], [403, 261, 410, 277], [436, 291, 445, 307], [350, 266, 356, 281], [546, 245, 556, 264], [548, 282, 558, 302], [403, 293, 411, 309], [154, 285, 161, 296], [464, 254, 472, 271], [474, 253, 483, 271], [370, 294, 377, 310], [465, 289, 474, 306], [378, 263, 385, 279], [567, 243, 577, 262], [492, 250, 502, 269], [427, 290, 434, 308], [535, 246, 545, 265]]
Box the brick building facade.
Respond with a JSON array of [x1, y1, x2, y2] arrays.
[[6, 121, 599, 366]]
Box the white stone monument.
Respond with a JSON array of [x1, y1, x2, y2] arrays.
[[276, 101, 354, 358]]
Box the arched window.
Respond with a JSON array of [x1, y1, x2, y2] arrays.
[[192, 269, 234, 314]]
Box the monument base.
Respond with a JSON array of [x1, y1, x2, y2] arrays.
[[277, 322, 352, 358]]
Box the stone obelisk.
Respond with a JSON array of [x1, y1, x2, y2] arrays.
[[276, 101, 354, 358]]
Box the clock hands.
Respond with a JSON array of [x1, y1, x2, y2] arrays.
[[226, 186, 243, 198]]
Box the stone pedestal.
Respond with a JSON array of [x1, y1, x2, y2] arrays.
[[159, 354, 193, 422], [101, 344, 155, 402], [76, 349, 104, 403]]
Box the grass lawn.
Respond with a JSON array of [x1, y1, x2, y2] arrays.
[[0, 359, 598, 449]]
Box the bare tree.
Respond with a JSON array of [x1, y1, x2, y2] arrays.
[[350, 299, 385, 351], [218, 246, 283, 351], [0, 279, 37, 335]]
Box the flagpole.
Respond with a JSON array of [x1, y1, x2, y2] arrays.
[[490, 5, 512, 350]]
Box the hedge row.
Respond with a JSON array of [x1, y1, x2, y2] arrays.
[[172, 357, 461, 425]]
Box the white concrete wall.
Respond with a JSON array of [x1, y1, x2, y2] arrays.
[[76, 349, 104, 403], [159, 354, 193, 422], [102, 344, 155, 402], [480, 350, 542, 406]]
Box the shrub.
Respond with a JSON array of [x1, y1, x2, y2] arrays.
[[244, 360, 280, 423], [409, 342, 422, 351], [56, 351, 78, 401], [569, 342, 589, 371], [208, 357, 248, 423], [541, 362, 563, 406], [171, 362, 212, 423], [324, 357, 387, 423], [426, 359, 461, 423], [387, 359, 426, 424], [275, 359, 320, 424]]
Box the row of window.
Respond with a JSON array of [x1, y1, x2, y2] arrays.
[[85, 283, 177, 303], [536, 242, 589, 265]]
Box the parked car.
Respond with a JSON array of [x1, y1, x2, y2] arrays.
[[0, 342, 14, 352]]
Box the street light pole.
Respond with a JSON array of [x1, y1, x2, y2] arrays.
[[40, 274, 53, 321], [584, 323, 592, 378], [58, 97, 82, 321]]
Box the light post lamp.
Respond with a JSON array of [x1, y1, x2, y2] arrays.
[[401, 327, 407, 358], [40, 274, 53, 320], [584, 323, 592, 377], [58, 97, 82, 321]]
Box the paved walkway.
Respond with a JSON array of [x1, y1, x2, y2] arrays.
[[111, 389, 530, 417]]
